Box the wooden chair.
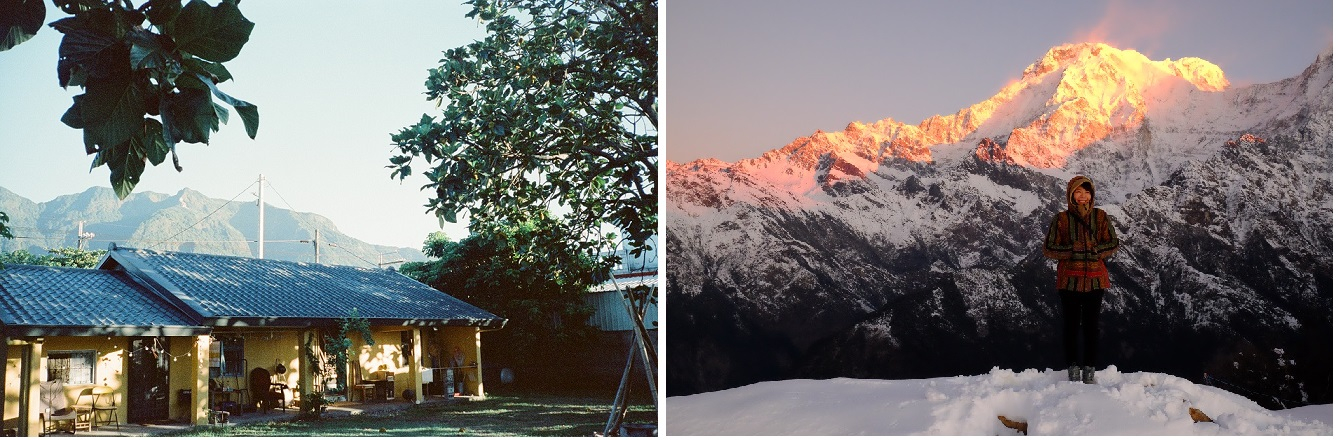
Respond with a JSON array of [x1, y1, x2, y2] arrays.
[[249, 368, 288, 413], [352, 368, 378, 402]]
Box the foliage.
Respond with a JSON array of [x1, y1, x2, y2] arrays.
[[321, 308, 374, 395], [0, 211, 10, 268], [296, 391, 327, 421], [0, 0, 259, 199], [0, 247, 106, 268], [299, 333, 326, 419], [389, 0, 658, 258], [400, 215, 612, 386], [299, 308, 375, 419]]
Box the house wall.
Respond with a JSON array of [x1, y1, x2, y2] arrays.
[[40, 336, 127, 425], [237, 331, 303, 396], [3, 336, 212, 428], [191, 330, 303, 413], [165, 336, 196, 422], [4, 342, 26, 431], [351, 326, 484, 400]]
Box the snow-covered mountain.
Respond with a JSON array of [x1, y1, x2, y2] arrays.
[[665, 43, 1333, 409], [666, 367, 1333, 435]]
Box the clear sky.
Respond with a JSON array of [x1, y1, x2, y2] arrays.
[[664, 0, 1334, 164], [0, 1, 489, 250]]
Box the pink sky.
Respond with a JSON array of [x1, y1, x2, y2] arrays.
[[665, 0, 1333, 163]]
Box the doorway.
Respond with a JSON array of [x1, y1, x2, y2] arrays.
[[127, 337, 170, 423]]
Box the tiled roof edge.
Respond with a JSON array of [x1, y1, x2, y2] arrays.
[[104, 247, 208, 324]]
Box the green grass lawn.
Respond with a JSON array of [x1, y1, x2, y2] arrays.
[[168, 393, 656, 437]]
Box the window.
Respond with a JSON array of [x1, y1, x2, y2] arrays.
[[48, 350, 96, 385], [209, 336, 246, 378]]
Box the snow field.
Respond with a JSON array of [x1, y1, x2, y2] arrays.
[[665, 366, 1332, 435]]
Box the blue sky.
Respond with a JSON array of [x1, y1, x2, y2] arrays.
[[0, 1, 489, 250], [665, 0, 1334, 163]]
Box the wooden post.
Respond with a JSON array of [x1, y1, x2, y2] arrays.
[[297, 330, 314, 407], [0, 336, 7, 434], [409, 328, 424, 404], [471, 329, 485, 399], [24, 338, 43, 437], [192, 335, 211, 425]]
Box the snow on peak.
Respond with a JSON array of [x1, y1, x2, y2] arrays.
[[986, 42, 1232, 168], [703, 42, 1238, 180], [1022, 42, 1228, 91], [667, 366, 1333, 436]]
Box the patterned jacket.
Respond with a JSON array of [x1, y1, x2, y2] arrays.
[[1043, 176, 1119, 292]]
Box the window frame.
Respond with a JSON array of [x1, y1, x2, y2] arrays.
[[47, 350, 97, 385]]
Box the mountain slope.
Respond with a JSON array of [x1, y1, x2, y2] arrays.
[[0, 186, 425, 267], [665, 43, 1333, 409]]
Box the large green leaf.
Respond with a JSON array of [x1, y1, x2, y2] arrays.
[[50, 13, 120, 87], [182, 57, 232, 83], [142, 118, 169, 166], [163, 87, 216, 144], [82, 75, 145, 149], [193, 72, 257, 138], [127, 28, 171, 71], [144, 0, 182, 33], [104, 138, 146, 199], [60, 94, 87, 129], [174, 0, 253, 63], [0, 0, 45, 52]]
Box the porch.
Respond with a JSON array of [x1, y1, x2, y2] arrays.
[[47, 395, 474, 436]]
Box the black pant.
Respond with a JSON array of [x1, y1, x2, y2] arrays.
[[1059, 289, 1105, 368]]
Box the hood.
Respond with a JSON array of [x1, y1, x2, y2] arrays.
[[1066, 175, 1095, 212]]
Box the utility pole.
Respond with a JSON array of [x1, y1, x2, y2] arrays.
[[257, 174, 266, 259], [313, 230, 320, 264], [76, 221, 94, 250]]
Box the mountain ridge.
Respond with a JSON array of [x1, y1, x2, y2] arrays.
[[0, 186, 426, 268], [665, 42, 1333, 408]]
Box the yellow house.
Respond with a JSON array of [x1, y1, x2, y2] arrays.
[[0, 247, 505, 436]]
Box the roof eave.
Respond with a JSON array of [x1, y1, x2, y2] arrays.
[[4, 325, 211, 338]]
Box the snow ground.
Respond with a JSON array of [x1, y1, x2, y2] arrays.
[[665, 366, 1332, 435]]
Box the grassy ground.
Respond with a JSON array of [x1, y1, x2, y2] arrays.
[[167, 392, 656, 437]]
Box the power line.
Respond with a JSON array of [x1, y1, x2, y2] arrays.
[[3, 236, 314, 245], [145, 181, 258, 250], [262, 177, 390, 267]]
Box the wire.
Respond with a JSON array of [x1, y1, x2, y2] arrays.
[[332, 242, 380, 267], [145, 181, 258, 250], [2, 236, 312, 245], [263, 178, 389, 267]]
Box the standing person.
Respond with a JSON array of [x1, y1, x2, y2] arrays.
[[1043, 175, 1119, 384], [451, 346, 467, 395]]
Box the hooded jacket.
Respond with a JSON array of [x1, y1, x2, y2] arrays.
[[1043, 176, 1119, 292]]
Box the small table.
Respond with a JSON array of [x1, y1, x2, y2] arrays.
[[209, 389, 248, 413], [368, 380, 393, 401]]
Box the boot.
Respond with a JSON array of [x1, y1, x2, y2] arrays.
[[1082, 366, 1097, 384], [1067, 366, 1080, 382]]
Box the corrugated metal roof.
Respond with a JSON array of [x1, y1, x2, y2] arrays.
[[0, 264, 207, 336], [590, 274, 656, 293], [585, 273, 657, 331], [107, 248, 505, 329]]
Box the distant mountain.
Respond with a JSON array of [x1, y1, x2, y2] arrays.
[[666, 42, 1333, 409], [0, 186, 426, 268]]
